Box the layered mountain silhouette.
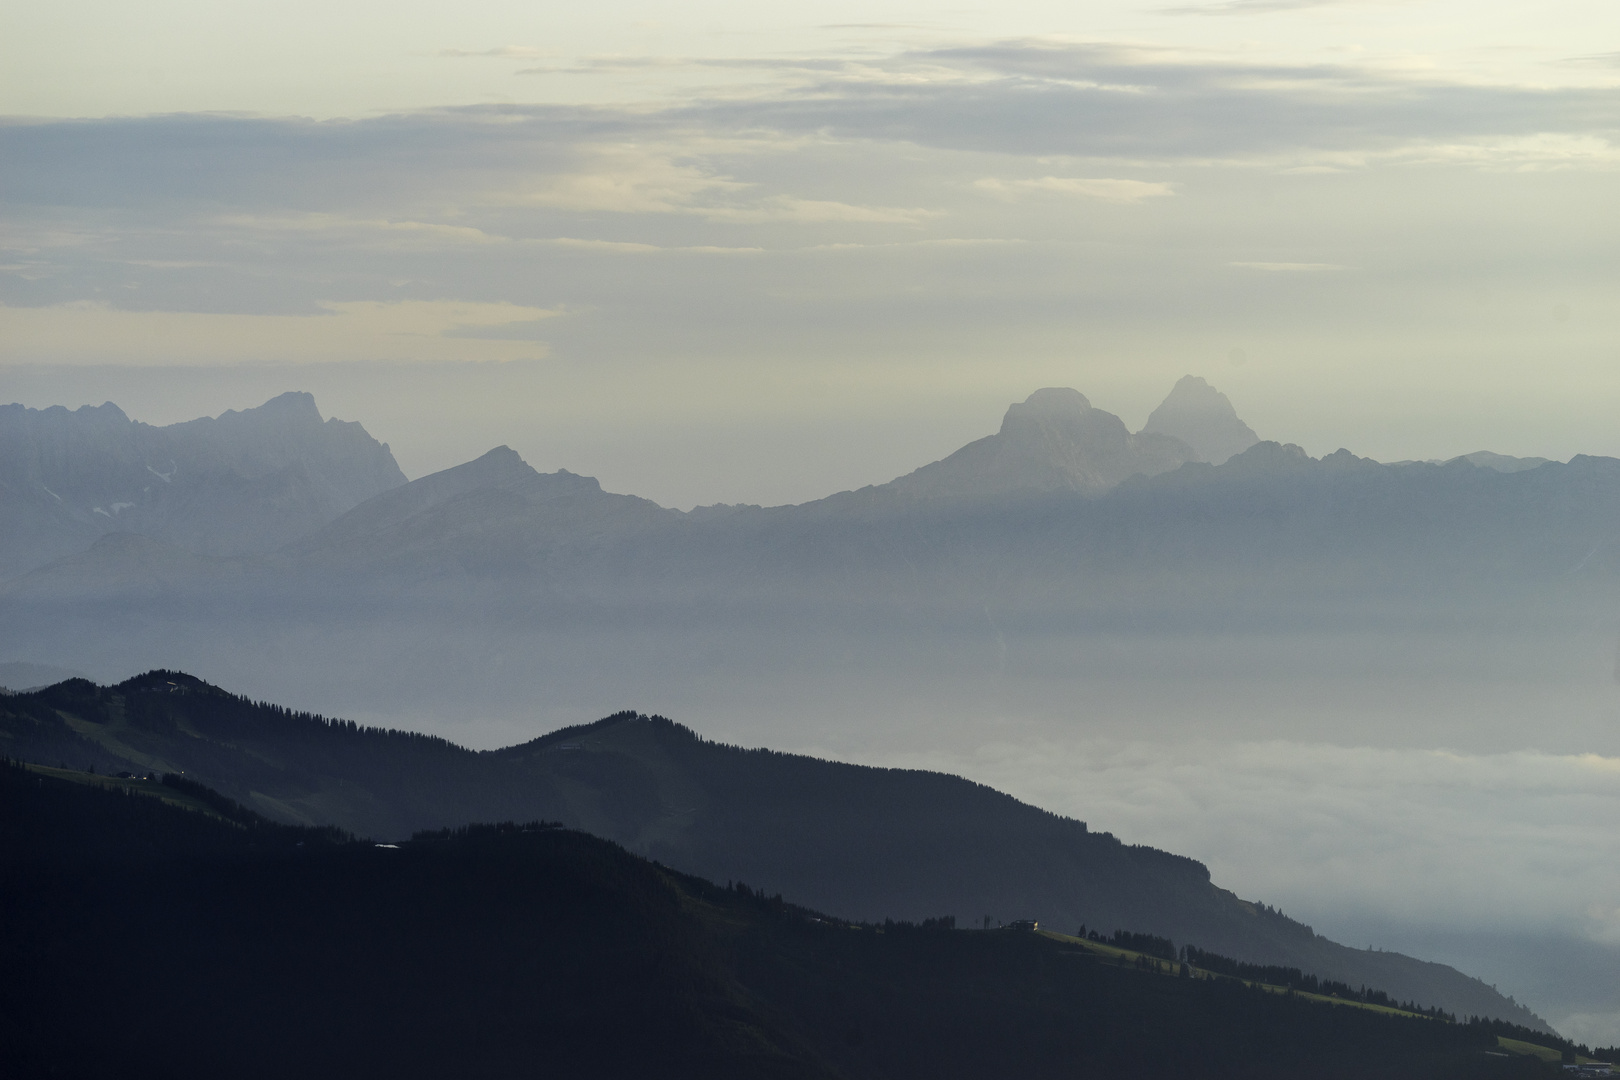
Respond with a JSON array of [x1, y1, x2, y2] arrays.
[[285, 445, 674, 577], [3, 379, 1574, 598], [1392, 450, 1553, 473], [13, 429, 1607, 609], [0, 391, 404, 579], [9, 760, 1576, 1080], [0, 670, 1551, 1033], [17, 376, 1581, 602], [1, 379, 1607, 1038], [4, 382, 1614, 707]]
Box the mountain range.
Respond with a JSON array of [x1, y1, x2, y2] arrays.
[[7, 379, 1612, 615], [6, 758, 1579, 1079], [3, 378, 1614, 1041], [0, 669, 1549, 1031], [0, 391, 404, 581]]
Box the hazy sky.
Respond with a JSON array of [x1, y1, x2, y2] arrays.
[[4, 0, 1619, 508]]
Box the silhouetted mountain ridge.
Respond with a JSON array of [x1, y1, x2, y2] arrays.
[[0, 669, 1550, 1033], [4, 759, 1569, 1079]]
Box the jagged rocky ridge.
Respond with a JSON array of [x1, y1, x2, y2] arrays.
[[0, 391, 405, 579]]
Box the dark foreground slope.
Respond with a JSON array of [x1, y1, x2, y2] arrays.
[[0, 762, 1566, 1080], [0, 671, 1546, 1031], [498, 711, 1549, 1032]]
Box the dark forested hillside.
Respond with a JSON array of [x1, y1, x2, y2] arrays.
[[0, 672, 552, 834], [0, 761, 1567, 1080], [0, 670, 1549, 1031]]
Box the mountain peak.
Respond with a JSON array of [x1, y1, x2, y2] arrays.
[[1141, 376, 1259, 465], [1222, 440, 1312, 471], [83, 401, 132, 424], [197, 391, 324, 431], [467, 445, 532, 474], [999, 387, 1093, 432], [886, 387, 1195, 498], [255, 391, 321, 418]]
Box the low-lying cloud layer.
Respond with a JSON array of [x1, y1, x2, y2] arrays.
[[922, 738, 1620, 938], [888, 735, 1620, 1041]]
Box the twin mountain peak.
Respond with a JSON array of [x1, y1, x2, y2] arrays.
[[435, 377, 1259, 507], [889, 377, 1259, 499]]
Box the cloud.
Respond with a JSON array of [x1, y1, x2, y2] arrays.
[[1559, 1010, 1620, 1047], [517, 145, 746, 215], [701, 196, 936, 224], [818, 23, 941, 30], [512, 55, 849, 77], [0, 299, 562, 365], [1230, 261, 1346, 271], [674, 39, 1620, 166], [1559, 51, 1620, 68], [889, 738, 1620, 940], [438, 47, 551, 59], [3, 36, 1619, 442], [441, 317, 556, 341], [511, 144, 931, 223], [543, 237, 764, 254], [1161, 0, 1367, 15], [6, 42, 1619, 233], [974, 176, 1176, 203], [212, 213, 509, 249]]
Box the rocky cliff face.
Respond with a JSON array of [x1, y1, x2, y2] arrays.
[[0, 392, 405, 579]]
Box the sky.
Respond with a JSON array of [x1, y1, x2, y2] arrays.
[[5, 0, 1620, 507]]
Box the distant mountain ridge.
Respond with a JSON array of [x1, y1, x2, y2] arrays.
[[884, 387, 1197, 498], [3, 379, 1572, 598], [0, 391, 405, 579], [0, 670, 1551, 1033], [1391, 451, 1552, 473], [7, 419, 1618, 671], [285, 444, 672, 578], [0, 381, 1601, 1039], [0, 661, 87, 693]]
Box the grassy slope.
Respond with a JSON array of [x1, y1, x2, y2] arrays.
[[21, 762, 224, 817], [1036, 932, 1612, 1070]]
